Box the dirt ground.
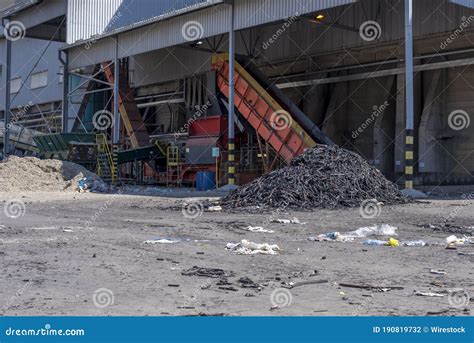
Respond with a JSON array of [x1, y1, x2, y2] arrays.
[[0, 190, 473, 316]]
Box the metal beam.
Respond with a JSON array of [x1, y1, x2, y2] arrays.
[[227, 0, 235, 186], [404, 0, 414, 190], [113, 37, 120, 145], [3, 22, 12, 158], [276, 56, 474, 88], [59, 50, 69, 133], [136, 98, 185, 108]]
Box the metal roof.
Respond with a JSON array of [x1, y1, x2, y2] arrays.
[[66, 0, 222, 46], [0, 0, 41, 18], [449, 0, 474, 8], [64, 0, 356, 69], [104, 0, 212, 33]]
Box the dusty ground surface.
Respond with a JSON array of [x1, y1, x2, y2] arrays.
[[0, 190, 473, 316]]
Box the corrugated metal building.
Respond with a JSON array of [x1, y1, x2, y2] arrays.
[[0, 0, 67, 135], [1, 0, 474, 187]]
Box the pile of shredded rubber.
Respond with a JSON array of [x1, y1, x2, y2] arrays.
[[221, 145, 407, 210], [0, 156, 106, 192]]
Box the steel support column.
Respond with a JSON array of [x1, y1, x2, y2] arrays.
[[404, 0, 414, 189], [3, 22, 12, 158], [227, 1, 236, 185], [59, 50, 69, 133], [113, 37, 120, 144]]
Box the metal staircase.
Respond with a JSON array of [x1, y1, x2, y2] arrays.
[[166, 145, 182, 186], [96, 133, 117, 183]]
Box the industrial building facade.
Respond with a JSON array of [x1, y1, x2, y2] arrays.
[[1, 0, 474, 188]]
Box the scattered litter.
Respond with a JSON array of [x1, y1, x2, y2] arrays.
[[271, 218, 305, 225], [207, 206, 222, 212], [245, 226, 274, 233], [430, 269, 447, 275], [237, 277, 261, 289], [387, 238, 399, 247], [143, 237, 207, 244], [182, 266, 235, 278], [446, 235, 464, 245], [63, 229, 74, 233], [426, 309, 451, 316], [446, 243, 458, 250], [363, 238, 399, 247], [282, 279, 328, 289], [415, 291, 445, 297], [310, 224, 398, 243], [346, 224, 397, 238], [404, 240, 427, 247], [308, 232, 351, 242], [226, 239, 280, 255], [143, 238, 179, 244], [218, 286, 238, 292], [339, 282, 403, 291], [458, 252, 474, 256]]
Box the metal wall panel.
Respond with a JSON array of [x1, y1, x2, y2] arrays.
[[67, 0, 355, 68], [0, 37, 63, 108], [104, 0, 209, 32], [259, 0, 474, 62], [67, 0, 122, 44], [450, 0, 474, 9], [233, 0, 356, 30], [11, 0, 66, 30], [67, 0, 210, 44]]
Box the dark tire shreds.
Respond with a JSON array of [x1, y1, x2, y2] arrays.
[[220, 145, 407, 211]]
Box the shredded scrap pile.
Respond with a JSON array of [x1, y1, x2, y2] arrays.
[[221, 146, 406, 210], [0, 156, 105, 192]]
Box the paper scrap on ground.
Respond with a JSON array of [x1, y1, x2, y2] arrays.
[[271, 218, 306, 225], [430, 269, 447, 275], [226, 239, 280, 255], [309, 224, 398, 243], [415, 291, 445, 297], [144, 238, 179, 244], [208, 206, 222, 212], [245, 226, 274, 233]]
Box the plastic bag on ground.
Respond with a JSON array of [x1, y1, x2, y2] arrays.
[[346, 224, 397, 238], [226, 239, 280, 255]]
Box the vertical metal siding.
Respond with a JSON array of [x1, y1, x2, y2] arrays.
[[67, 0, 122, 44], [68, 0, 355, 68], [260, 0, 474, 62], [67, 0, 210, 44]]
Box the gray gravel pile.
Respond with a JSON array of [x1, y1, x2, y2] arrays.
[[221, 145, 407, 210]]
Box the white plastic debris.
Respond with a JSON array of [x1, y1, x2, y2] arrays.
[[308, 232, 353, 242], [207, 206, 222, 212], [430, 269, 447, 275], [309, 224, 398, 243], [226, 239, 280, 255], [143, 238, 179, 244], [415, 291, 445, 297], [245, 226, 274, 233], [271, 218, 306, 225], [346, 224, 397, 238], [446, 235, 465, 245]]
